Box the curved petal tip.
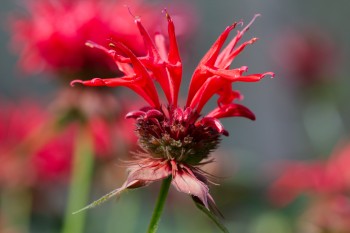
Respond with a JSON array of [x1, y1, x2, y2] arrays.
[[70, 80, 83, 87], [265, 72, 275, 79], [162, 8, 171, 20]]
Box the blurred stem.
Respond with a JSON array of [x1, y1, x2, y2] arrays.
[[0, 188, 32, 233], [61, 126, 94, 233], [146, 176, 172, 233]]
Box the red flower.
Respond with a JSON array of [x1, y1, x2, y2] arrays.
[[10, 0, 167, 76], [0, 101, 73, 187], [72, 12, 274, 212], [0, 99, 138, 188], [299, 195, 350, 233], [269, 142, 350, 206], [0, 101, 47, 188]]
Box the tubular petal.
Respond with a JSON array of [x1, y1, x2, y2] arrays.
[[217, 37, 259, 69], [216, 14, 260, 67], [125, 110, 146, 119], [164, 11, 182, 106], [199, 117, 226, 135], [187, 23, 237, 106], [206, 103, 256, 120], [134, 18, 174, 104]]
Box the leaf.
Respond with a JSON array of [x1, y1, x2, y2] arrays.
[[72, 188, 122, 215], [193, 199, 230, 233]]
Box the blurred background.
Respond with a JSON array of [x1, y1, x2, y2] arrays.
[[1, 0, 350, 232]]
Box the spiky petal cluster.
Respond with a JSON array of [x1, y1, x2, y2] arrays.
[[72, 12, 274, 212]]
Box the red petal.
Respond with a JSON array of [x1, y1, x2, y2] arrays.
[[135, 18, 175, 105], [125, 110, 146, 119], [187, 23, 237, 105], [135, 18, 162, 65], [199, 117, 226, 135], [207, 68, 273, 82], [172, 166, 211, 209], [217, 37, 258, 69], [71, 76, 159, 108], [85, 40, 116, 58], [217, 88, 243, 106], [145, 109, 164, 120], [164, 11, 182, 106], [186, 14, 271, 113], [216, 14, 261, 67], [206, 103, 256, 120], [164, 10, 181, 66]]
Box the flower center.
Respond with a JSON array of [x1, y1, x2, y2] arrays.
[[135, 107, 221, 165]]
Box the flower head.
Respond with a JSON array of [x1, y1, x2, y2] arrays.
[[10, 0, 167, 77], [72, 12, 274, 212], [0, 101, 72, 187], [269, 141, 350, 206], [0, 98, 139, 189], [269, 142, 350, 233]]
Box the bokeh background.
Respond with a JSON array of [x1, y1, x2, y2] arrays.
[[1, 0, 350, 232]]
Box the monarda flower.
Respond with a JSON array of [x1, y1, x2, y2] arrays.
[[269, 141, 350, 206], [72, 12, 273, 217], [10, 0, 158, 77], [0, 101, 72, 188], [268, 142, 350, 233], [10, 0, 195, 79]]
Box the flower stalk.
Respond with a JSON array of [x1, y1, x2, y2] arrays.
[[61, 126, 94, 233], [147, 176, 172, 233]]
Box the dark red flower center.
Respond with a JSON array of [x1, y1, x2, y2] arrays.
[[127, 106, 221, 165]]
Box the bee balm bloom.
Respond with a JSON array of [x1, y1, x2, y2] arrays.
[[72, 12, 274, 212], [10, 0, 163, 76]]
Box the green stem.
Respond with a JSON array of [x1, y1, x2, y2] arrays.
[[61, 126, 94, 233], [146, 176, 172, 233]]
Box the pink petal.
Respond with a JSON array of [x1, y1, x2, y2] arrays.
[[127, 160, 172, 183], [172, 166, 210, 209]]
